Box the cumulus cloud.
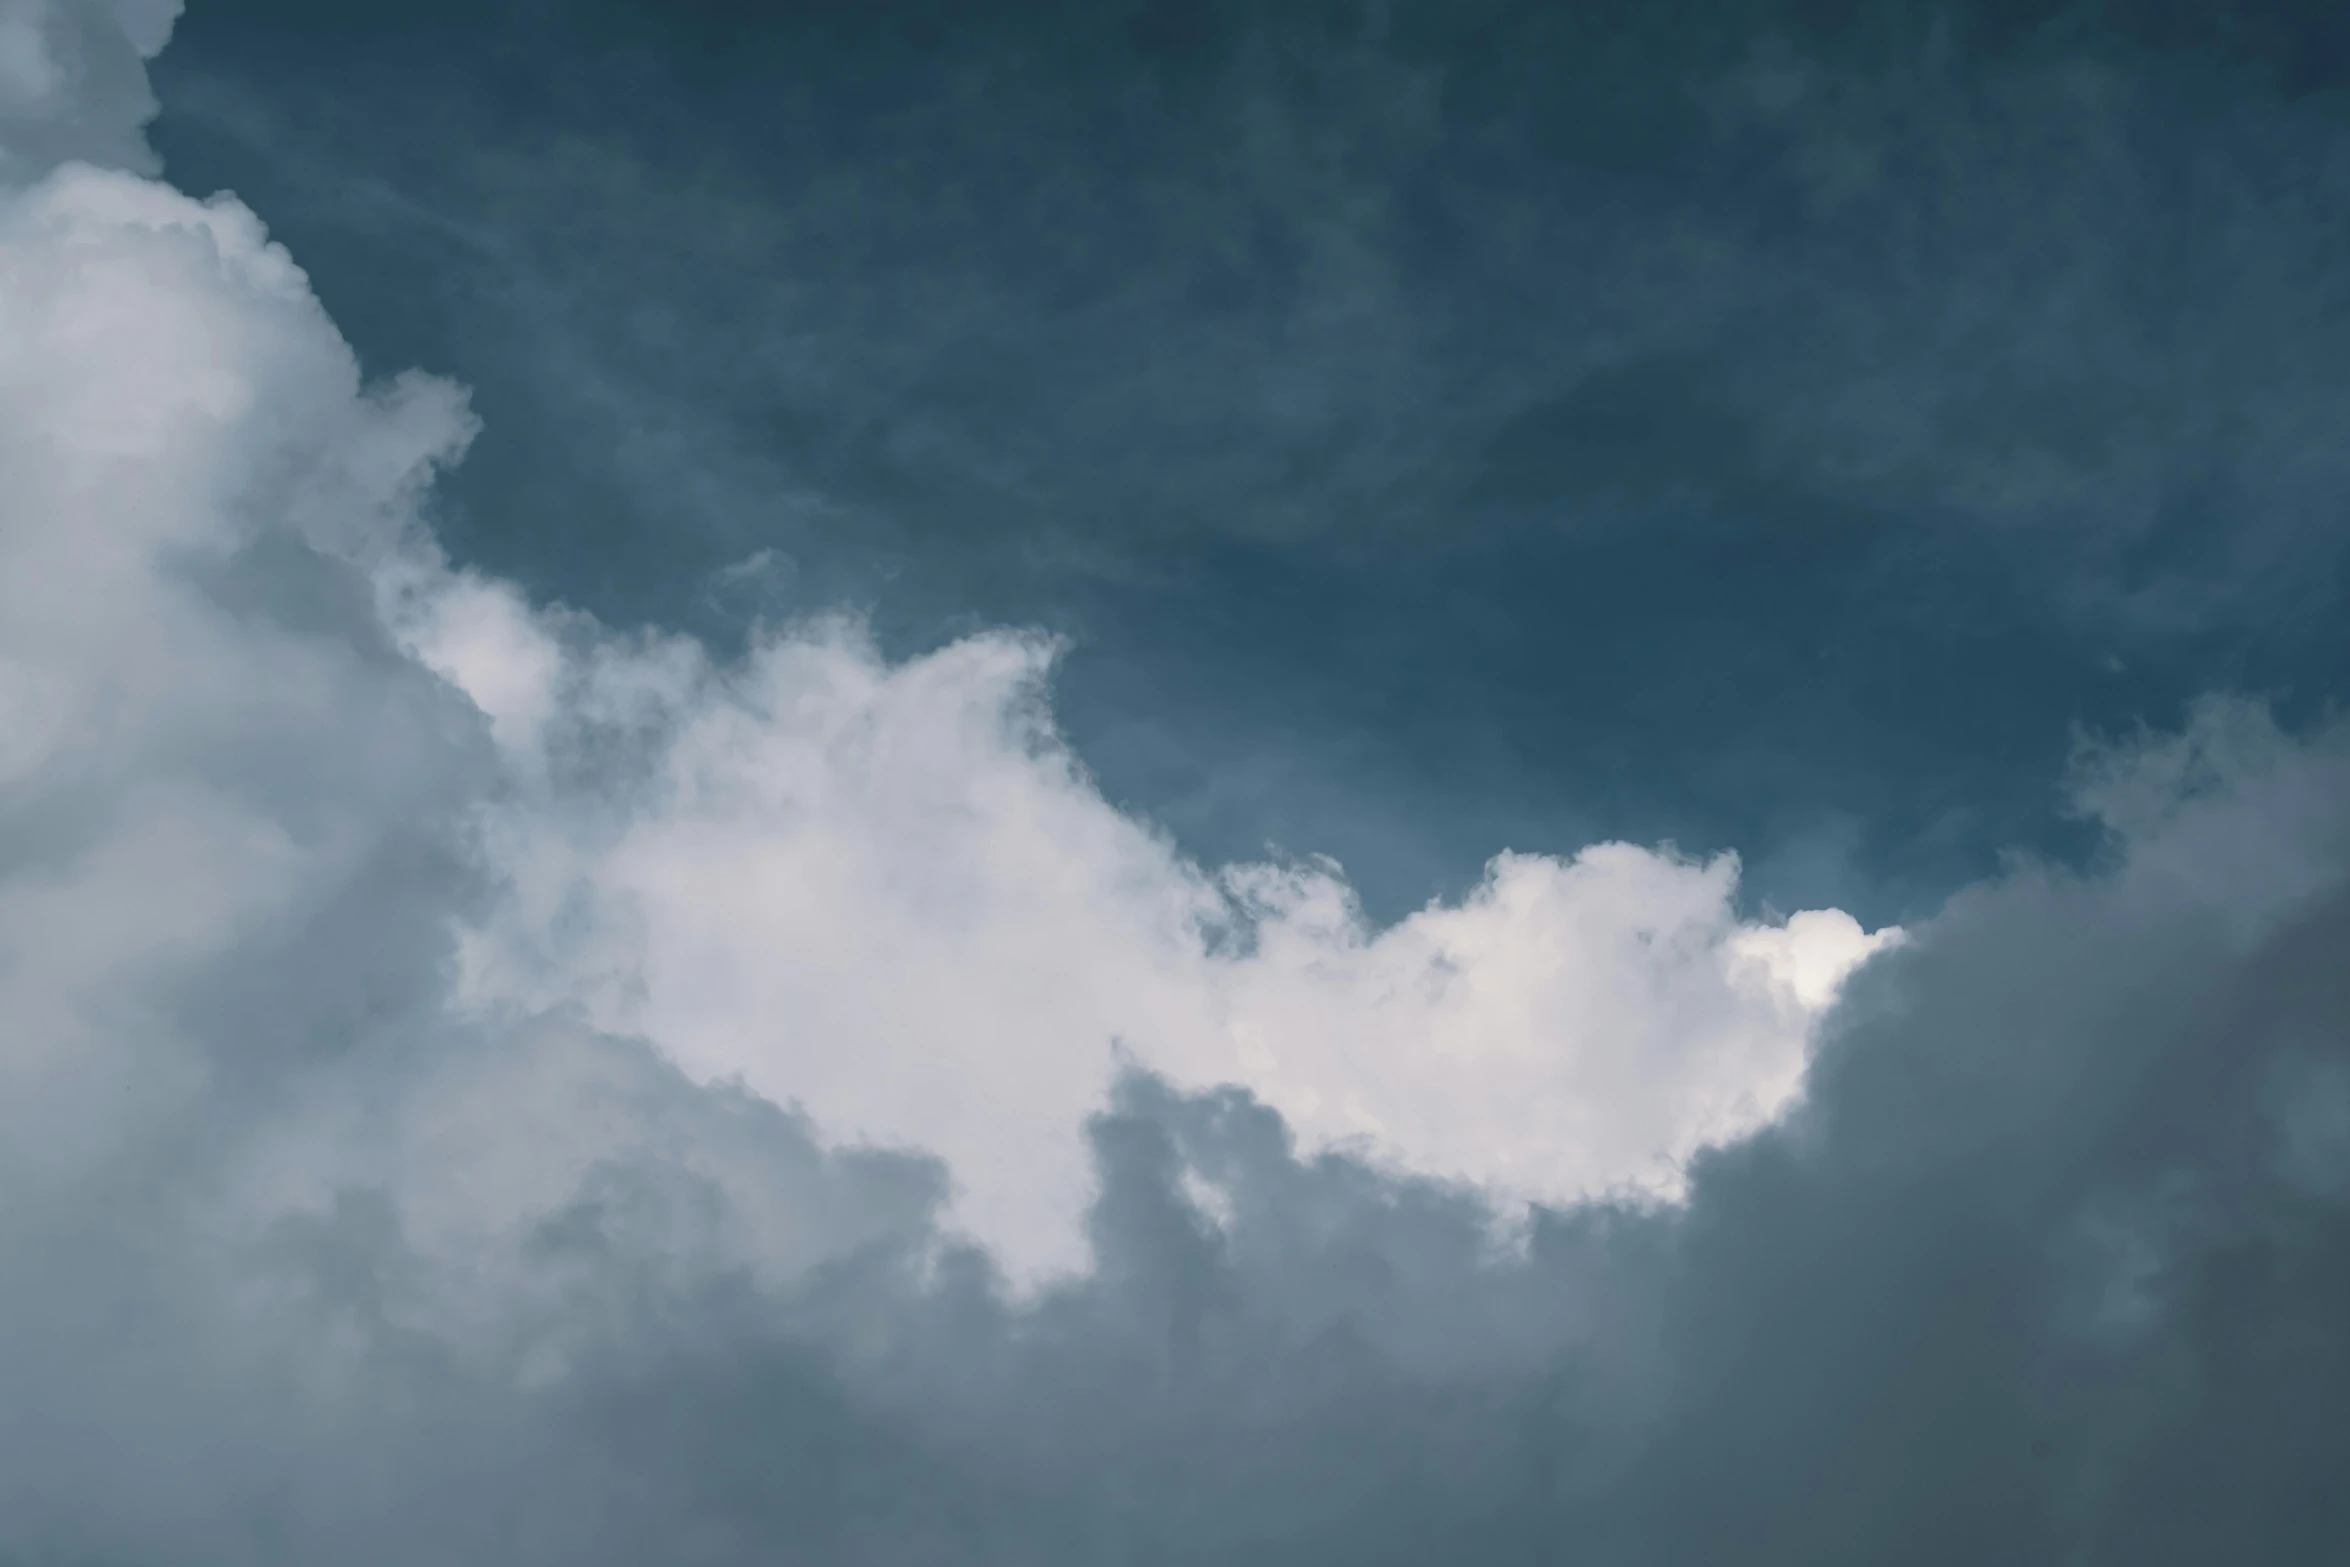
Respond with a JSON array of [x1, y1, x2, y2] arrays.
[[408, 582, 1892, 1276], [4, 7, 2350, 1563]]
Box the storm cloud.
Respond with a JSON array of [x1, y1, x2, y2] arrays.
[[3, 3, 2350, 1563]]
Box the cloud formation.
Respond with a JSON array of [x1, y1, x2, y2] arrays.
[[410, 578, 1891, 1275], [4, 5, 2350, 1563]]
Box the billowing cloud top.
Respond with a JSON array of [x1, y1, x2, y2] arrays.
[[4, 6, 2349, 1562]]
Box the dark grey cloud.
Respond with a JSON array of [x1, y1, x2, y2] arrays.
[[17, 708, 2350, 1564]]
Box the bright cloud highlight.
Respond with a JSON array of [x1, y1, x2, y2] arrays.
[[398, 572, 1895, 1275]]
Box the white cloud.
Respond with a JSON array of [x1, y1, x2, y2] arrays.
[[0, 11, 1898, 1288], [403, 578, 1897, 1278]]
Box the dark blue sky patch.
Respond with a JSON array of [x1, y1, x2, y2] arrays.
[[148, 0, 2350, 923]]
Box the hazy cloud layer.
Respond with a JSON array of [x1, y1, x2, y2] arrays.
[[5, 6, 2350, 1564]]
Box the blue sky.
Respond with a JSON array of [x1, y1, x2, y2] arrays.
[[144, 0, 2350, 927], [5, 2, 2350, 1562]]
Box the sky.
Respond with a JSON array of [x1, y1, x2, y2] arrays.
[[3, 1, 2350, 1562], [143, 0, 2350, 927]]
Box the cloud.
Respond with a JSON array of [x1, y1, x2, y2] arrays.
[[0, 0, 177, 181], [4, 6, 2350, 1563], [408, 582, 1891, 1277]]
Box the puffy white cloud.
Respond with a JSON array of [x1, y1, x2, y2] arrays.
[[0, 117, 960, 1561], [0, 0, 1905, 1293], [0, 0, 1897, 1392], [397, 585, 1893, 1276]]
